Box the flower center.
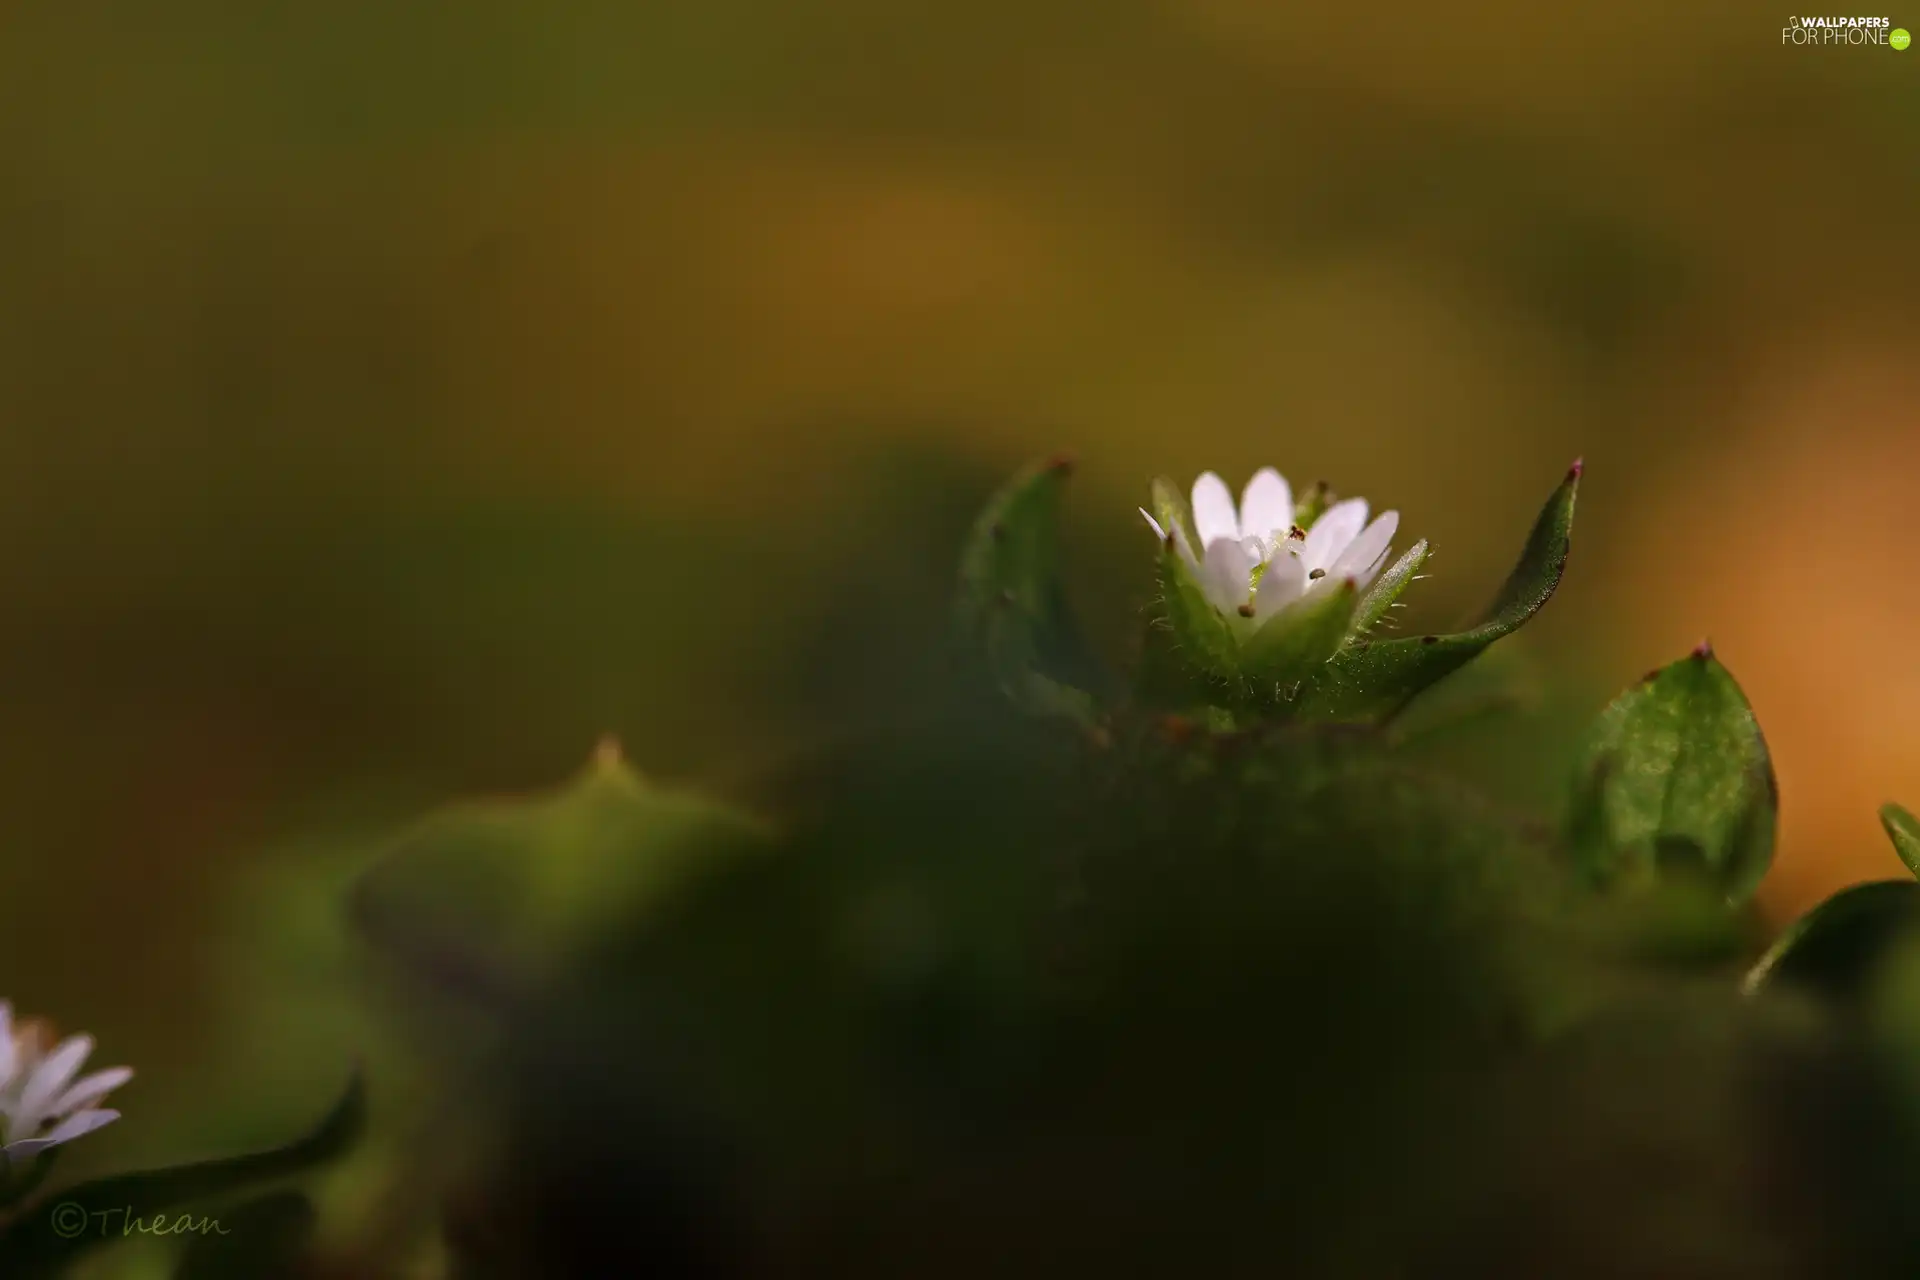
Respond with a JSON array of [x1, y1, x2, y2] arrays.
[[1245, 525, 1308, 585]]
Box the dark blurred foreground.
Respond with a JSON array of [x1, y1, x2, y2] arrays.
[[349, 636, 1920, 1280]]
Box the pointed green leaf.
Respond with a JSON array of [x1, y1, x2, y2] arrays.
[[1743, 880, 1920, 1001], [0, 1075, 362, 1278], [350, 741, 769, 1002], [953, 455, 1104, 722], [171, 1191, 315, 1280], [1240, 580, 1358, 701], [1567, 648, 1776, 904], [1292, 462, 1579, 722], [1345, 539, 1428, 641], [1880, 803, 1920, 879]]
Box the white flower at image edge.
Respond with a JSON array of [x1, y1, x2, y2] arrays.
[[1141, 468, 1400, 619], [0, 1002, 132, 1170]]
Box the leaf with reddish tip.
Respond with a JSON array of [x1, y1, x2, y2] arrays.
[[1292, 463, 1579, 722], [1568, 649, 1776, 905]]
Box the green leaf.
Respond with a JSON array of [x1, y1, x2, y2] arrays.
[[0, 1074, 362, 1279], [1743, 880, 1920, 1001], [1567, 647, 1776, 904], [953, 454, 1105, 722], [1240, 580, 1359, 701], [1345, 539, 1429, 641], [171, 1191, 315, 1280], [1291, 462, 1580, 722], [350, 740, 769, 1002], [1880, 802, 1920, 879]]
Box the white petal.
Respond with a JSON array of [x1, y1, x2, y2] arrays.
[[14, 1035, 92, 1135], [1253, 549, 1307, 619], [38, 1107, 120, 1147], [1238, 468, 1294, 546], [1329, 512, 1399, 583], [1190, 472, 1240, 548], [1142, 507, 1200, 569], [1354, 544, 1394, 590], [1302, 497, 1369, 573], [1199, 537, 1253, 612], [52, 1066, 131, 1118], [1302, 570, 1356, 603]]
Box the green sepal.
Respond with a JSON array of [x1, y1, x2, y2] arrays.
[[1345, 538, 1428, 641], [1743, 879, 1920, 1001], [1880, 802, 1920, 879], [1567, 648, 1776, 905], [1148, 475, 1193, 548], [1153, 536, 1239, 684], [1291, 462, 1579, 722], [1240, 580, 1359, 703], [953, 455, 1106, 724]]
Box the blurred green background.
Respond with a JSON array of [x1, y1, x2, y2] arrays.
[[1, 2, 1917, 1270]]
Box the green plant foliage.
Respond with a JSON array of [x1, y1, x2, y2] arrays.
[[1290, 462, 1580, 723], [1239, 580, 1358, 702], [1880, 802, 1920, 879], [41, 447, 1920, 1278], [1740, 803, 1920, 1011], [0, 1075, 363, 1279], [1568, 647, 1776, 904], [1347, 539, 1430, 640], [349, 741, 770, 1004], [427, 686, 1920, 1278], [1744, 881, 1920, 1003], [1151, 533, 1240, 687], [459, 711, 1577, 1277], [953, 455, 1106, 724]]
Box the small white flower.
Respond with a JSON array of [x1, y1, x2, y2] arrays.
[[0, 1001, 131, 1170], [1141, 468, 1402, 619]]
